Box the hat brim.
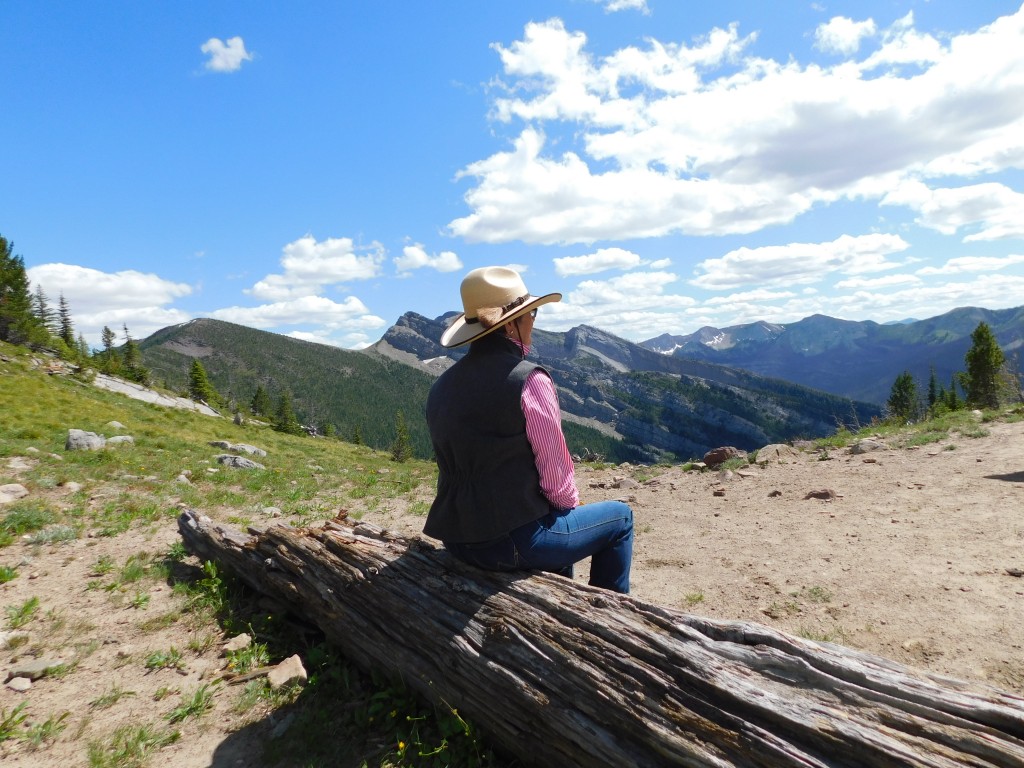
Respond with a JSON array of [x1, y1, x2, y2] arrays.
[[440, 292, 562, 348]]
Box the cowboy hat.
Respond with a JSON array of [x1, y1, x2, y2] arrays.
[[440, 266, 561, 348]]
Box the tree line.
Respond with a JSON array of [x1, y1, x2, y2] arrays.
[[886, 321, 1020, 422]]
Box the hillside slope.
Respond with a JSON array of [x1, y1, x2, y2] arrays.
[[643, 305, 1024, 404]]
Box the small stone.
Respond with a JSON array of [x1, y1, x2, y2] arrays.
[[105, 421, 127, 431], [712, 489, 726, 497], [263, 507, 283, 518], [223, 633, 252, 654], [61, 481, 83, 492], [6, 677, 31, 693], [106, 435, 135, 447], [269, 712, 296, 739], [216, 455, 265, 470], [66, 429, 106, 451], [7, 657, 65, 681], [267, 655, 307, 690], [0, 484, 29, 505], [0, 630, 30, 650]]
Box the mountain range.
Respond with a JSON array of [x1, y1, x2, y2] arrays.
[[641, 306, 1024, 405], [136, 304, 1022, 464]]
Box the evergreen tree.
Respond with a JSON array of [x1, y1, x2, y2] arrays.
[[98, 325, 119, 373], [250, 384, 272, 416], [120, 324, 151, 385], [273, 391, 303, 435], [886, 370, 919, 422], [322, 422, 336, 438], [76, 332, 91, 363], [57, 293, 75, 347], [390, 410, 412, 462], [351, 424, 364, 446], [945, 375, 962, 411], [31, 285, 58, 335], [187, 359, 220, 405], [927, 366, 939, 410], [0, 235, 45, 346], [964, 321, 1005, 409]]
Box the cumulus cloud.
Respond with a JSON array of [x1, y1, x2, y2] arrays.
[[201, 36, 253, 73], [882, 181, 1024, 241], [248, 235, 385, 300], [690, 234, 912, 290], [554, 247, 642, 276], [591, 0, 650, 14], [916, 254, 1024, 275], [814, 16, 877, 55], [451, 9, 1024, 246], [210, 294, 386, 334], [394, 244, 463, 275], [26, 263, 193, 343]]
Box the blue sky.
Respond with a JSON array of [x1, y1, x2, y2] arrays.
[[3, 1, 1023, 349]]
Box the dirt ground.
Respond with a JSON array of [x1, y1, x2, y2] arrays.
[[2, 415, 1023, 766]]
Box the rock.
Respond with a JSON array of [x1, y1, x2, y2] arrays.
[[223, 633, 252, 654], [105, 421, 127, 431], [611, 477, 640, 489], [0, 484, 29, 505], [6, 457, 35, 472], [60, 481, 83, 492], [849, 439, 887, 455], [703, 446, 746, 468], [269, 712, 296, 739], [267, 654, 307, 690], [209, 441, 233, 449], [804, 489, 838, 501], [175, 474, 193, 485], [712, 489, 726, 497], [232, 444, 267, 457], [768, 490, 783, 498], [262, 507, 283, 518], [233, 412, 244, 426], [6, 677, 31, 693], [0, 630, 30, 649], [107, 435, 135, 446], [216, 455, 265, 470], [66, 429, 106, 451], [7, 657, 65, 681], [756, 444, 801, 463]]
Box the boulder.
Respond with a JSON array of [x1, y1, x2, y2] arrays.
[[66, 429, 105, 451], [756, 444, 802, 463], [702, 446, 746, 468], [216, 454, 265, 470], [0, 484, 29, 505]]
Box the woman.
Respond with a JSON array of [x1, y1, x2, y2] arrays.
[[424, 266, 633, 593]]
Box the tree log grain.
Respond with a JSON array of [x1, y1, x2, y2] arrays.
[[178, 510, 1024, 768]]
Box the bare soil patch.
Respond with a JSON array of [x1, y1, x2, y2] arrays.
[[2, 417, 1023, 766]]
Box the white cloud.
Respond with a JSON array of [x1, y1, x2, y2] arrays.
[[201, 36, 253, 73], [26, 263, 194, 344], [554, 247, 641, 276], [882, 181, 1024, 241], [833, 273, 922, 290], [916, 254, 1024, 275], [591, 0, 650, 15], [690, 233, 912, 290], [248, 235, 385, 300], [451, 10, 1024, 245], [814, 16, 877, 56], [209, 294, 385, 332], [394, 244, 463, 275]]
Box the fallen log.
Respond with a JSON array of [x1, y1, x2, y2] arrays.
[[178, 510, 1024, 767]]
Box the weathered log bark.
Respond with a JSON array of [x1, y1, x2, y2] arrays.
[[178, 510, 1024, 768]]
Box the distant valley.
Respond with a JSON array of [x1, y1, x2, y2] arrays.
[[137, 304, 1022, 464]]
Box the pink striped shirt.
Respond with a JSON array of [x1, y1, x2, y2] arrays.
[[521, 366, 580, 511]]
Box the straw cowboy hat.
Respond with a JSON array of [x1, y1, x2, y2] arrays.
[[440, 266, 561, 348]]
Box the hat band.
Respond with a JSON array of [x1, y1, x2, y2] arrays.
[[465, 293, 529, 324]]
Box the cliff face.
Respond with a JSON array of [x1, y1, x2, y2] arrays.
[[365, 312, 880, 460]]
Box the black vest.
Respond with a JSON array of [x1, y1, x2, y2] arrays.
[[424, 333, 552, 543]]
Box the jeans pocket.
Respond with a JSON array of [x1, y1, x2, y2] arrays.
[[448, 535, 521, 571]]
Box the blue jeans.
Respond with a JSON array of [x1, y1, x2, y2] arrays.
[[445, 500, 633, 593]]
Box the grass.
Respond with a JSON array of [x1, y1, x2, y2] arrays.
[[5, 596, 41, 629], [90, 685, 138, 710], [0, 564, 17, 583], [86, 723, 180, 768], [144, 647, 184, 672], [165, 683, 217, 724]]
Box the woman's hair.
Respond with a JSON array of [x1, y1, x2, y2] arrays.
[[475, 306, 505, 329]]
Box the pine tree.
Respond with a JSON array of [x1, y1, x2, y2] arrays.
[[945, 375, 962, 411], [76, 332, 91, 363], [57, 293, 75, 347], [390, 410, 412, 462], [351, 424, 364, 446], [927, 366, 939, 410], [273, 391, 303, 435], [322, 422, 337, 438], [120, 324, 151, 385], [31, 285, 58, 335], [886, 370, 918, 422], [187, 359, 220, 405], [98, 325, 119, 373], [964, 321, 1005, 409], [250, 384, 273, 416], [0, 235, 46, 346]]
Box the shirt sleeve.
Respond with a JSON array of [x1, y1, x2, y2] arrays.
[[521, 368, 580, 510]]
